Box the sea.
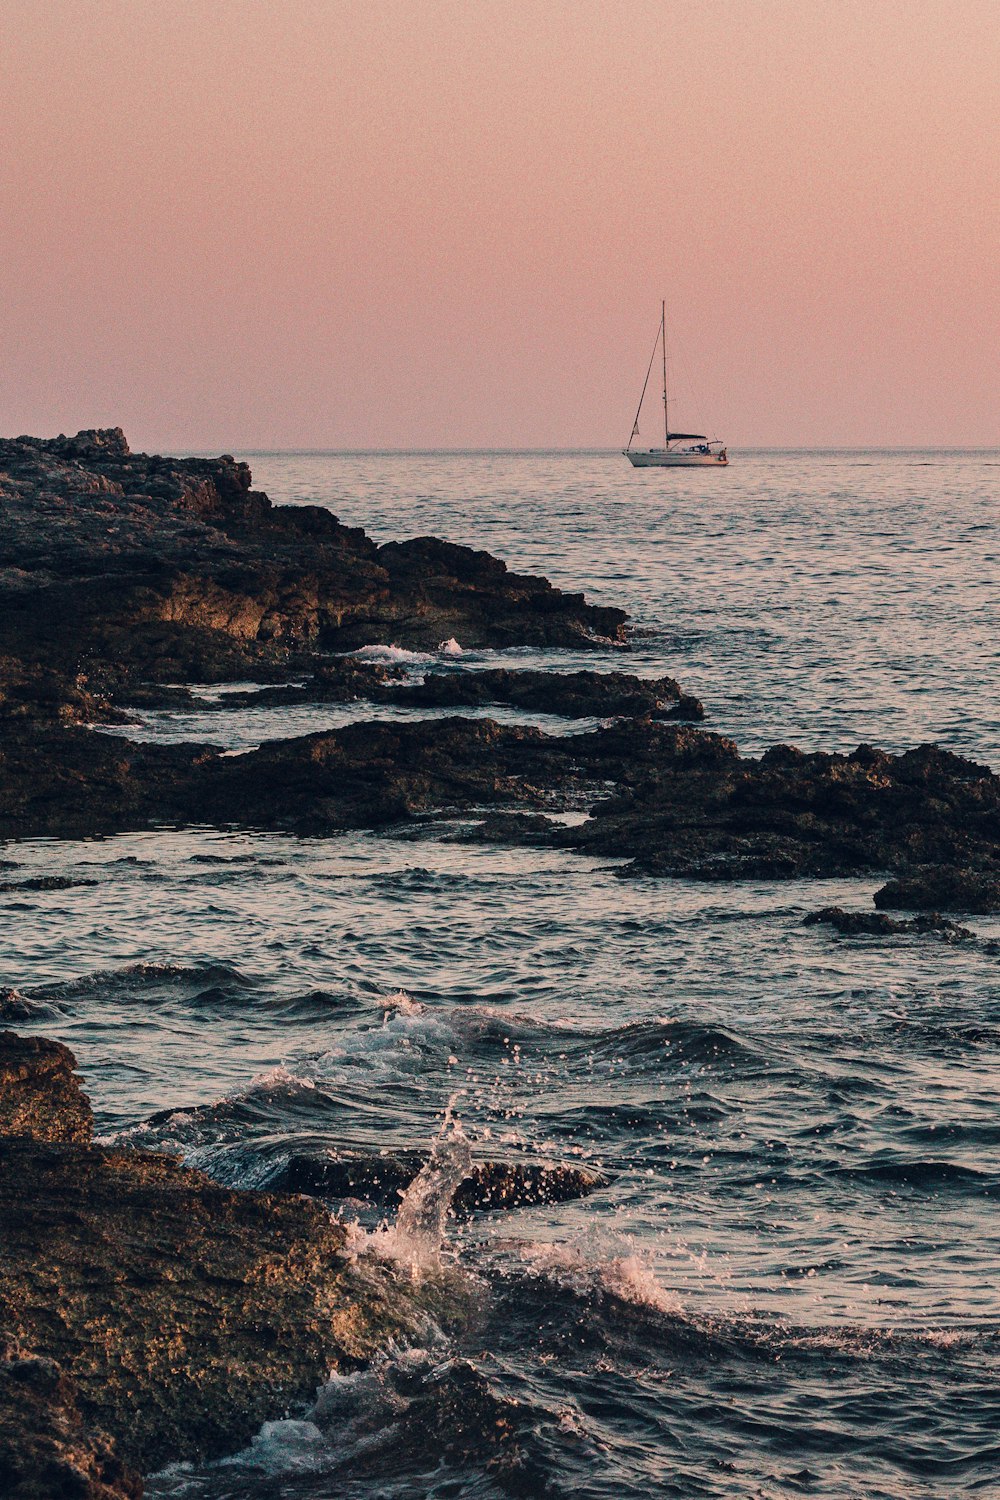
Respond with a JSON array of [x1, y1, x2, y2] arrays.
[[5, 449, 1000, 1498]]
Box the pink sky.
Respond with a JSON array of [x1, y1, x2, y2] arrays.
[[1, 0, 997, 449]]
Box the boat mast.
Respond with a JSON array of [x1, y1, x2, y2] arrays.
[[627, 311, 662, 452], [661, 300, 669, 448]]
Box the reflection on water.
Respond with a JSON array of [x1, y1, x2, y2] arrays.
[[6, 450, 1000, 1497]]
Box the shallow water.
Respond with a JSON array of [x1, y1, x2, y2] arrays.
[[5, 450, 1000, 1497]]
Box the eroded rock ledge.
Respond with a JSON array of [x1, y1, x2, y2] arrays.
[[559, 740, 1000, 894], [0, 429, 626, 695], [156, 661, 705, 722], [0, 1032, 426, 1495], [0, 1030, 605, 1497], [4, 713, 1000, 902]]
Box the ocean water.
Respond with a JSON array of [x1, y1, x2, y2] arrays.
[[5, 449, 1000, 1498]]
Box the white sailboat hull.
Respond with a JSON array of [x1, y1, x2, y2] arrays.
[[625, 449, 728, 467]]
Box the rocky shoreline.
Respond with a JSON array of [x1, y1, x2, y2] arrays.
[[0, 1032, 427, 1494], [0, 1029, 604, 1496], [4, 431, 1000, 1492], [0, 428, 625, 689], [3, 432, 999, 907]]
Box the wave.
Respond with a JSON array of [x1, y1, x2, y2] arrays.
[[0, 985, 58, 1021], [350, 644, 435, 665], [350, 639, 464, 665], [31, 960, 261, 1000], [831, 1157, 1000, 1193], [149, 1350, 568, 1499], [112, 1004, 781, 1165], [21, 965, 363, 1021]]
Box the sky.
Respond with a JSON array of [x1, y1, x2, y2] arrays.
[[1, 0, 997, 450]]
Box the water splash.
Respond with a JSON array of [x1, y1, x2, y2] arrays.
[[520, 1232, 681, 1315], [351, 644, 435, 665], [376, 1097, 472, 1271]]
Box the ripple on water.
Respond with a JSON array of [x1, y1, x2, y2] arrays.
[[8, 452, 1000, 1497]]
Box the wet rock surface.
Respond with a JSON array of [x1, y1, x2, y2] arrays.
[[0, 876, 99, 892], [0, 1032, 439, 1483], [873, 866, 1000, 914], [0, 715, 724, 840], [203, 663, 704, 721], [364, 666, 703, 720], [5, 702, 1000, 894], [560, 741, 1000, 883], [265, 1149, 606, 1216], [803, 906, 975, 941]]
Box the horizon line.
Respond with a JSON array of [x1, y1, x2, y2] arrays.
[[210, 444, 1000, 457]]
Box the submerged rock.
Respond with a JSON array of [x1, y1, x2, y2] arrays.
[[803, 906, 975, 940], [0, 877, 99, 893]]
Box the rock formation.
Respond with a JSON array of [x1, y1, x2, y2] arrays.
[[183, 662, 704, 721], [0, 1028, 604, 1496], [803, 906, 974, 940], [0, 430, 626, 696], [0, 1032, 439, 1492], [560, 741, 1000, 887]]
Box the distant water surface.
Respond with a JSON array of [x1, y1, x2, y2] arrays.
[[242, 448, 1000, 758], [6, 449, 1000, 1498]]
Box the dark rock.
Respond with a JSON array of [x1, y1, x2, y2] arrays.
[[0, 1032, 442, 1476], [186, 657, 411, 712], [9, 711, 998, 897], [0, 1032, 93, 1142], [205, 663, 706, 724], [0, 1355, 141, 1500], [454, 813, 560, 846], [0, 1135, 423, 1472], [0, 430, 627, 701], [380, 667, 700, 719], [267, 1149, 605, 1215], [803, 906, 974, 940], [4, 681, 999, 895], [0, 877, 99, 893], [874, 867, 1000, 914], [459, 1159, 606, 1214], [665, 693, 706, 721], [0, 715, 727, 841], [0, 656, 130, 727], [0, 718, 214, 840], [562, 741, 1000, 883]]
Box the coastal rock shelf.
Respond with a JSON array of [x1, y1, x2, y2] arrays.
[[0, 1031, 445, 1494], [0, 429, 626, 694], [558, 740, 1000, 890], [150, 661, 705, 722], [4, 692, 1000, 902]]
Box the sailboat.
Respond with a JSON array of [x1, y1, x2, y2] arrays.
[[624, 302, 728, 467]]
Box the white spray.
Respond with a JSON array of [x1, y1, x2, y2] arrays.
[[385, 1094, 472, 1271]]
